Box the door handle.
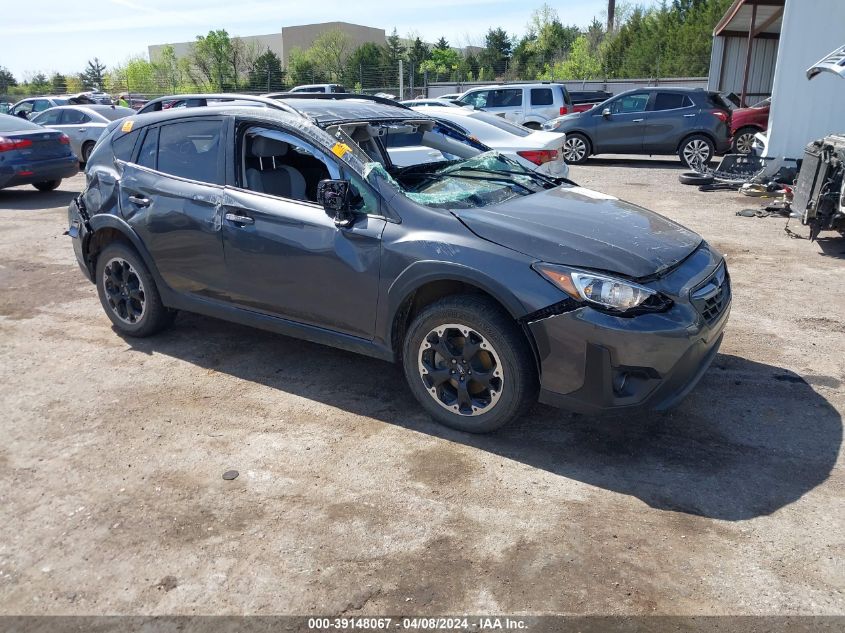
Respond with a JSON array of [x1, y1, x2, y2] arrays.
[[632, 118, 644, 122], [127, 194, 150, 207], [683, 114, 696, 118], [224, 212, 254, 225], [78, 128, 87, 132]]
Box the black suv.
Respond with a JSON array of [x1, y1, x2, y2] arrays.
[[544, 87, 733, 166], [68, 96, 730, 432]]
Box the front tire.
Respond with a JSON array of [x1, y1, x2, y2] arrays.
[[679, 134, 714, 168], [731, 127, 757, 154], [95, 242, 174, 337], [402, 295, 537, 433], [33, 180, 61, 192], [562, 133, 590, 164]]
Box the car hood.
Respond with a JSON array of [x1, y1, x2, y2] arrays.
[[452, 185, 702, 279]]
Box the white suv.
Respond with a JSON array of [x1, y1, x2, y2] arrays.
[[456, 83, 574, 129]]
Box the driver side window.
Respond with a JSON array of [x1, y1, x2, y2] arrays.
[[241, 127, 338, 204], [610, 93, 650, 114]]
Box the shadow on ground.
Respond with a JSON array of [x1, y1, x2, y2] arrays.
[[123, 312, 841, 522], [0, 187, 78, 211], [583, 157, 690, 170]]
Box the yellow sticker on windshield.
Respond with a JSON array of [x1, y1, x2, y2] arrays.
[[121, 120, 134, 133], [331, 142, 351, 158]]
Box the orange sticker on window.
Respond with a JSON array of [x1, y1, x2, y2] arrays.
[[121, 120, 134, 132], [331, 142, 351, 158]]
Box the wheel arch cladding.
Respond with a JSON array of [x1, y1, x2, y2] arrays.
[[387, 267, 540, 371], [86, 215, 167, 293]]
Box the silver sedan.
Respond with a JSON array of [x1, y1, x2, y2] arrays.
[[30, 105, 135, 163]]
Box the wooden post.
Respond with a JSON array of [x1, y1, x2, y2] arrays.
[[740, 2, 757, 107]]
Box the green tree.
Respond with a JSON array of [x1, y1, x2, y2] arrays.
[[248, 49, 284, 91], [286, 48, 323, 85], [80, 58, 107, 89], [420, 46, 460, 81], [345, 42, 383, 89], [540, 35, 602, 80], [479, 27, 512, 76], [434, 37, 450, 51], [190, 30, 234, 90], [309, 30, 353, 81], [50, 73, 67, 94], [154, 44, 183, 93], [30, 73, 50, 94], [0, 67, 17, 93]]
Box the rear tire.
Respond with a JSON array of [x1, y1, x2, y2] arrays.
[[678, 134, 714, 168], [563, 133, 590, 164], [33, 180, 61, 192], [81, 141, 95, 163], [402, 295, 537, 433], [95, 242, 174, 337]]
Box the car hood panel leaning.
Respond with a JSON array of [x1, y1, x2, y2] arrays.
[[452, 185, 702, 279]]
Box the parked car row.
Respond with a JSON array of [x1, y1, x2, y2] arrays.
[[63, 91, 730, 433]]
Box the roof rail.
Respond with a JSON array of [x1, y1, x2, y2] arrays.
[[137, 93, 303, 118], [263, 92, 413, 111]]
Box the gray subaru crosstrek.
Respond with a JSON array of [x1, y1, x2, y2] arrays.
[[544, 87, 733, 166], [68, 95, 730, 433]]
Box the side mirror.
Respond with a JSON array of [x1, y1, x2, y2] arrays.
[[317, 179, 354, 227], [602, 108, 612, 118]]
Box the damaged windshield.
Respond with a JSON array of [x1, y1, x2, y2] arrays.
[[369, 152, 552, 209], [327, 121, 555, 209]]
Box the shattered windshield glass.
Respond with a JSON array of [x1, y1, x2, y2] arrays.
[[363, 152, 551, 209]]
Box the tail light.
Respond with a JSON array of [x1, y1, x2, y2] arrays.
[[559, 106, 569, 115], [517, 149, 559, 166], [710, 109, 729, 124], [58, 134, 70, 145], [0, 137, 33, 152]]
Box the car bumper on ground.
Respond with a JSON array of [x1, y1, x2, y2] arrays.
[[528, 259, 731, 414], [0, 155, 78, 189]]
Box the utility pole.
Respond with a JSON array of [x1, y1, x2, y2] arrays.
[[608, 0, 616, 34]]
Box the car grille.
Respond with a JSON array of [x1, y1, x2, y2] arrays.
[[690, 263, 730, 325]]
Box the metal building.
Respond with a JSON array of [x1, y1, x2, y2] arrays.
[[707, 0, 783, 106]]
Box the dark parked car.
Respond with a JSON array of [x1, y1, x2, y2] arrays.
[[0, 113, 78, 191], [543, 87, 732, 166], [68, 97, 730, 432]]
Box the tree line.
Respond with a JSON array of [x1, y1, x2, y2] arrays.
[[0, 0, 732, 98]]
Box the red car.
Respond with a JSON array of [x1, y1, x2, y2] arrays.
[[731, 97, 770, 154]]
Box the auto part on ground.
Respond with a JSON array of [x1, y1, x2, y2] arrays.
[[793, 134, 845, 240], [681, 153, 765, 189]]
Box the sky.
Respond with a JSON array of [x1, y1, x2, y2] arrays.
[[2, 0, 661, 80]]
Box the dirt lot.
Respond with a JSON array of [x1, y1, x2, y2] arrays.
[[0, 158, 843, 616]]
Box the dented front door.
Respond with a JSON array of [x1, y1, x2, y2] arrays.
[[220, 187, 385, 339]]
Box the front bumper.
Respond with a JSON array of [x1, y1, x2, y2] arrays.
[[0, 155, 78, 189], [528, 252, 731, 414]]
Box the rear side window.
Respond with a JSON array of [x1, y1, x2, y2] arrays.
[[653, 93, 692, 111], [33, 110, 62, 126], [530, 88, 553, 106], [61, 110, 91, 124], [156, 120, 222, 184], [460, 90, 489, 108], [111, 128, 142, 162], [137, 127, 158, 169]]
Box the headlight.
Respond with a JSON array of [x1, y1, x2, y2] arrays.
[[533, 263, 668, 313], [542, 120, 560, 131]]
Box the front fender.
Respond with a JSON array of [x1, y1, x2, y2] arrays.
[[386, 260, 529, 323]]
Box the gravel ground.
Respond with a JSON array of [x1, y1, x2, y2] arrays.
[[0, 158, 842, 616]]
